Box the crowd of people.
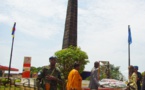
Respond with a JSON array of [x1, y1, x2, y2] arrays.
[[36, 56, 145, 90]]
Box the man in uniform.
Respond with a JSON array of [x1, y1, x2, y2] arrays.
[[37, 56, 62, 90]]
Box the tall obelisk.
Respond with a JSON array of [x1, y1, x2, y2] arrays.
[[62, 0, 78, 49]]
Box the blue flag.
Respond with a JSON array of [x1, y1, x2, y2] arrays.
[[128, 25, 132, 44]]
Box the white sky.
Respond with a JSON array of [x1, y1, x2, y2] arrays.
[[0, 0, 145, 79]]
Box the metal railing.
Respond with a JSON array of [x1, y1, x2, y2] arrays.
[[0, 77, 38, 90]]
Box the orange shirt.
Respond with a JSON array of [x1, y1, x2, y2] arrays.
[[66, 69, 82, 90]]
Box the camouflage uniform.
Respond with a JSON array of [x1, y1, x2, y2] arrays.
[[37, 65, 61, 90]]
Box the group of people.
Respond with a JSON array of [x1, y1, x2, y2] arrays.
[[37, 56, 101, 90], [126, 65, 144, 90], [36, 56, 145, 90]]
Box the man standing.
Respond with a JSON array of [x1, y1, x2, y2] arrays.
[[37, 56, 62, 90], [89, 61, 100, 90], [134, 66, 142, 90]]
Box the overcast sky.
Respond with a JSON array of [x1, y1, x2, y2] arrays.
[[0, 0, 145, 79]]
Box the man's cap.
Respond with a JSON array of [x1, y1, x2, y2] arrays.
[[134, 66, 138, 70], [49, 56, 57, 60]]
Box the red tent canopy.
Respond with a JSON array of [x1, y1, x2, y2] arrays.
[[0, 65, 19, 71]]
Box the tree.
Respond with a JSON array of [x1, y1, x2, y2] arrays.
[[30, 66, 42, 77], [109, 64, 123, 80], [55, 46, 89, 88], [99, 64, 124, 80], [142, 71, 145, 79]]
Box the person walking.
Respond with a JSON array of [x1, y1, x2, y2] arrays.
[[66, 62, 82, 90], [37, 56, 62, 90], [89, 61, 100, 90], [134, 66, 142, 90]]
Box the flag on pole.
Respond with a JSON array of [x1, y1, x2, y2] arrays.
[[11, 22, 16, 36], [128, 25, 132, 44]]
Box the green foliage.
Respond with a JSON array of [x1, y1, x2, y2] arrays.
[[84, 63, 124, 81], [30, 66, 42, 75], [0, 78, 10, 86], [109, 64, 122, 80], [142, 71, 145, 78], [99, 64, 124, 80], [55, 46, 89, 80], [15, 79, 21, 82]]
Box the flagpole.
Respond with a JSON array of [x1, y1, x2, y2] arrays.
[[128, 25, 132, 79], [8, 36, 15, 80], [128, 25, 131, 67], [8, 22, 16, 80], [128, 25, 130, 79], [128, 42, 130, 66]]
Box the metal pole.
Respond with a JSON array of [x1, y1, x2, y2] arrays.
[[8, 37, 15, 80], [128, 43, 130, 66]]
